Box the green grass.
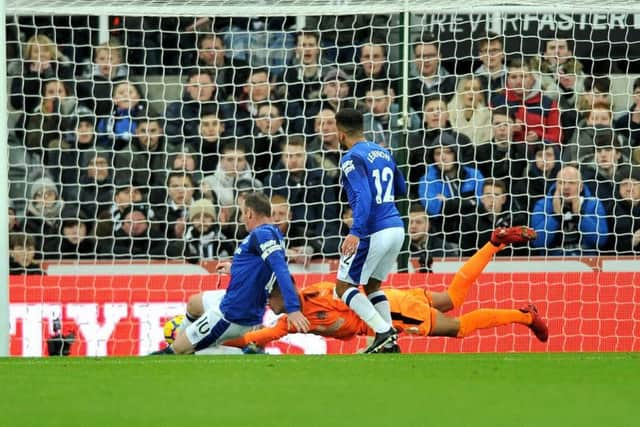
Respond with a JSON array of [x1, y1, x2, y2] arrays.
[[1, 353, 638, 427]]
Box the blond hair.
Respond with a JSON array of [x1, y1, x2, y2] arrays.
[[24, 34, 61, 61], [94, 39, 124, 62]]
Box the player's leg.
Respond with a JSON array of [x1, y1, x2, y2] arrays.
[[177, 293, 204, 332], [428, 307, 547, 342], [432, 226, 537, 312], [405, 306, 548, 342], [362, 277, 390, 324], [363, 227, 405, 352], [177, 290, 225, 333], [364, 227, 404, 320], [335, 236, 395, 353], [154, 309, 253, 355]]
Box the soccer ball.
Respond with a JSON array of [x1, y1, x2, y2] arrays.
[[163, 315, 185, 345]]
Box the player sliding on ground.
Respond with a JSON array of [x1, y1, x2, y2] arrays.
[[150, 192, 310, 355], [222, 226, 548, 351]]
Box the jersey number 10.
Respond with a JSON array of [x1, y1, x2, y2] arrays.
[[372, 167, 394, 204]]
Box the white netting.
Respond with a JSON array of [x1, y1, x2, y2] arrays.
[[3, 4, 640, 355]]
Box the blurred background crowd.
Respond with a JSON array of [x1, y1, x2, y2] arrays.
[[5, 14, 640, 274]]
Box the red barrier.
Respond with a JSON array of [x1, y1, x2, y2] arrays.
[[8, 272, 640, 356]]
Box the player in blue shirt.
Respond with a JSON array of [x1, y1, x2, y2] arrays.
[[334, 108, 407, 353], [152, 192, 310, 355]]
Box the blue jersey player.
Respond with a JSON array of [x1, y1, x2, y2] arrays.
[[152, 192, 310, 355], [334, 108, 406, 353]]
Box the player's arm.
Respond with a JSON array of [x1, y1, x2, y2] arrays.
[[257, 231, 310, 332], [224, 317, 291, 347], [343, 156, 371, 239], [393, 161, 407, 198]]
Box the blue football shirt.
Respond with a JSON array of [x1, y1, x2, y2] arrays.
[[220, 224, 300, 325], [340, 141, 406, 238]]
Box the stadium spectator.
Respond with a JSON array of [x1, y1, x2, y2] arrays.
[[215, 16, 295, 75], [613, 165, 640, 254], [58, 111, 99, 201], [304, 14, 389, 64], [9, 200, 19, 232], [8, 126, 50, 218], [234, 67, 303, 136], [76, 39, 129, 117], [353, 39, 399, 99], [250, 102, 285, 182], [187, 107, 230, 174], [536, 40, 585, 144], [473, 32, 507, 99], [511, 141, 561, 211], [23, 78, 78, 187], [97, 182, 146, 238], [156, 172, 197, 242], [460, 178, 529, 256], [114, 117, 173, 204], [531, 165, 609, 255], [179, 198, 234, 263], [408, 204, 459, 273], [614, 77, 640, 165], [24, 78, 76, 154], [417, 132, 485, 251], [447, 75, 492, 145], [318, 67, 353, 112], [165, 68, 233, 147], [267, 135, 341, 256], [537, 38, 585, 112], [193, 32, 250, 99], [408, 32, 457, 113], [407, 95, 474, 194], [23, 177, 63, 260], [474, 106, 527, 191], [562, 104, 625, 163], [10, 34, 74, 114], [581, 131, 625, 214], [279, 29, 324, 102], [271, 194, 322, 265], [304, 67, 385, 144], [491, 58, 562, 144], [307, 108, 342, 181], [97, 203, 173, 259], [200, 140, 261, 208], [168, 148, 203, 185], [574, 75, 613, 133], [95, 81, 146, 150], [9, 233, 44, 275], [59, 205, 97, 259], [364, 83, 421, 150], [218, 178, 262, 246], [77, 150, 115, 222]]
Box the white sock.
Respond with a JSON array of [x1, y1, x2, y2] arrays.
[[178, 312, 196, 332], [341, 287, 390, 333], [368, 290, 392, 325]]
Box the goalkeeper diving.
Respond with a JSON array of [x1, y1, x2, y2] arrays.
[[186, 226, 548, 352]]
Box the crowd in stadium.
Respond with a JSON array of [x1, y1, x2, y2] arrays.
[[5, 16, 640, 274]]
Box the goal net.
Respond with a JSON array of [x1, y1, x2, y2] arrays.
[[4, 0, 640, 356]]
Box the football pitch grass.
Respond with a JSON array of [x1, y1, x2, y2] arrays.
[[1, 353, 638, 427]]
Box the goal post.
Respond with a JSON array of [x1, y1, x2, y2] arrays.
[[1, 0, 9, 357], [3, 0, 640, 356]]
